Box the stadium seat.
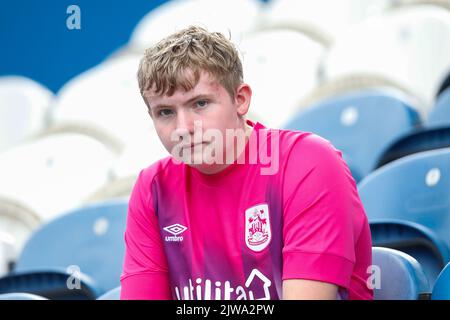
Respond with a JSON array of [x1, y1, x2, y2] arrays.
[[50, 54, 154, 150], [372, 247, 430, 300], [97, 286, 121, 300], [0, 133, 116, 258], [3, 199, 128, 298], [238, 29, 325, 129], [297, 73, 423, 112], [128, 0, 262, 51], [394, 0, 450, 13], [0, 76, 54, 152], [0, 196, 41, 265], [0, 292, 48, 300], [0, 232, 14, 277], [284, 89, 420, 181], [370, 219, 450, 286], [437, 71, 450, 97], [0, 269, 100, 300], [427, 88, 450, 127], [86, 130, 168, 203], [359, 148, 450, 268], [110, 135, 168, 181], [375, 126, 450, 169], [323, 5, 450, 114], [432, 262, 450, 300], [261, 0, 393, 44]]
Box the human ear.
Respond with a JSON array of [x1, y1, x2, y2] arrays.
[[235, 83, 252, 117]]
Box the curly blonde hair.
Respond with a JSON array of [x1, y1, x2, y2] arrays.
[[137, 25, 243, 106]]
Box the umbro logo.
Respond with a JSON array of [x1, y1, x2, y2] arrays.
[[163, 223, 187, 242]]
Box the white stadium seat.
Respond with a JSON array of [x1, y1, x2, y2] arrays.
[[261, 0, 394, 45], [323, 5, 450, 116], [128, 0, 262, 51], [111, 135, 168, 180], [0, 232, 14, 277], [0, 76, 54, 153], [50, 54, 154, 151], [0, 133, 117, 257], [85, 128, 169, 202], [238, 29, 325, 128], [297, 73, 424, 111]]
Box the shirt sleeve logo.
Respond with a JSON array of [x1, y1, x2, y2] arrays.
[[245, 204, 271, 252]]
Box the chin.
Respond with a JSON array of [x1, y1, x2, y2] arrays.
[[188, 162, 225, 175]]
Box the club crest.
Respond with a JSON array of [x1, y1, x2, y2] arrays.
[[245, 204, 271, 252]]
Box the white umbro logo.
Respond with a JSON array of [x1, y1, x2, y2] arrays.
[[163, 223, 187, 242]]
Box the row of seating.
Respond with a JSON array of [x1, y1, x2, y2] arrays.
[[1, 244, 449, 300], [1, 143, 450, 299], [286, 88, 450, 181], [359, 148, 450, 287], [1, 85, 449, 283], [2, 2, 450, 151], [1, 0, 450, 301]]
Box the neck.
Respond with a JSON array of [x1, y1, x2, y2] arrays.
[[192, 120, 253, 175]]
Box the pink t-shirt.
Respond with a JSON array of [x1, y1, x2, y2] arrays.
[[120, 121, 373, 300]]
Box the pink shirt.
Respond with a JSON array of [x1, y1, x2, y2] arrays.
[[120, 121, 373, 300]]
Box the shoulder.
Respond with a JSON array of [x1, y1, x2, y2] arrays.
[[132, 156, 180, 200], [278, 129, 357, 198], [274, 128, 346, 173], [128, 156, 179, 213], [138, 156, 174, 185]]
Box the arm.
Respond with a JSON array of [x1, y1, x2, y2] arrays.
[[283, 279, 338, 300], [120, 169, 172, 300], [281, 133, 361, 300]]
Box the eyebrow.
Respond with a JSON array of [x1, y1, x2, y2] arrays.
[[149, 94, 213, 112]]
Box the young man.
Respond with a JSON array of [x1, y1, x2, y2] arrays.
[[120, 26, 373, 300]]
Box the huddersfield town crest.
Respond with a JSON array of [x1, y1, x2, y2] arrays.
[[245, 204, 271, 252]]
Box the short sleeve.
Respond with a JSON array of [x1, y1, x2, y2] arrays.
[[120, 169, 172, 300], [282, 133, 363, 291]]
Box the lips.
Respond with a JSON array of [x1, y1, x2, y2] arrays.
[[181, 142, 208, 149]]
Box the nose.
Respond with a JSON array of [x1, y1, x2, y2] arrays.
[[173, 109, 195, 142]]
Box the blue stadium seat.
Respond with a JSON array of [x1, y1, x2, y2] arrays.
[[370, 219, 450, 286], [427, 88, 450, 128], [284, 89, 420, 181], [0, 292, 48, 300], [372, 247, 430, 300], [437, 72, 450, 97], [375, 126, 450, 169], [0, 269, 100, 300], [97, 286, 121, 300], [359, 148, 450, 275], [432, 262, 450, 300], [0, 199, 128, 298]]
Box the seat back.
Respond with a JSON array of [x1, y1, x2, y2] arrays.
[[370, 219, 450, 286], [285, 89, 419, 181], [427, 88, 450, 128], [375, 126, 450, 169], [15, 199, 128, 293], [0, 292, 48, 300], [359, 148, 450, 267], [97, 286, 121, 300], [372, 247, 429, 300], [432, 262, 450, 299], [0, 76, 54, 152], [0, 269, 100, 300]]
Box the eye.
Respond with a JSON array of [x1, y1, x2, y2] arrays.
[[195, 100, 208, 108], [157, 109, 174, 117]]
